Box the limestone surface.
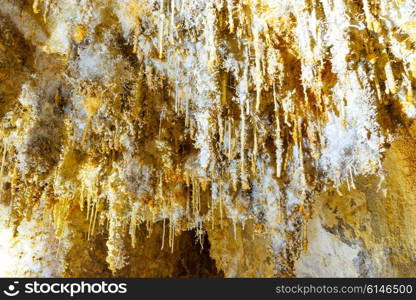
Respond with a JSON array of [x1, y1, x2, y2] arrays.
[[0, 0, 415, 277]]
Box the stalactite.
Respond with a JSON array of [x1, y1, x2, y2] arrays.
[[240, 106, 249, 190], [159, 0, 165, 60], [385, 60, 397, 94]]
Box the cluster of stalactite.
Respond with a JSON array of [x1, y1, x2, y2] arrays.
[[0, 0, 415, 276]]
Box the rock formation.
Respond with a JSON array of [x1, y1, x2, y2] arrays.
[[0, 0, 415, 277]]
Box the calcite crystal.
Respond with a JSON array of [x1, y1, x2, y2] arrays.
[[0, 0, 415, 277]]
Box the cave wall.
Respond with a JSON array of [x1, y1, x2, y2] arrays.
[[0, 0, 416, 277]]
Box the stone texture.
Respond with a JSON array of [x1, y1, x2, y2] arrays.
[[0, 0, 415, 277]]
